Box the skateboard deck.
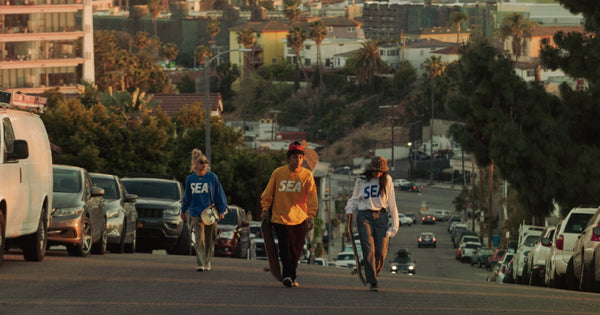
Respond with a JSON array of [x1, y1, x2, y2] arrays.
[[261, 218, 282, 282], [347, 214, 366, 285]]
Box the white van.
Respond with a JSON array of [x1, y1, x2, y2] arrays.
[[0, 93, 53, 266]]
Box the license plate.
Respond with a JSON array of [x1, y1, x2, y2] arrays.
[[137, 221, 143, 228]]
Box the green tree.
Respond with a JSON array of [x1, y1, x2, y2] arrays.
[[351, 40, 390, 90], [287, 25, 310, 84], [309, 19, 328, 90], [283, 0, 302, 25], [160, 42, 179, 69], [499, 12, 538, 62], [207, 17, 221, 46], [448, 11, 468, 45], [216, 62, 241, 102], [194, 45, 211, 65]]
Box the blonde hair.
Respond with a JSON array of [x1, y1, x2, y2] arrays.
[[190, 149, 209, 172]]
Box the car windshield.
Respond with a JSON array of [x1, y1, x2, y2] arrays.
[[523, 235, 539, 247], [53, 169, 81, 193], [122, 180, 181, 200], [220, 211, 239, 225], [394, 256, 413, 264], [466, 243, 481, 249], [91, 176, 119, 200], [337, 253, 354, 260]]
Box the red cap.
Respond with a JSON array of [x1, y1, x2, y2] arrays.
[[288, 141, 304, 154]]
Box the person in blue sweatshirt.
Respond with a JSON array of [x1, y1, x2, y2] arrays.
[[181, 149, 228, 272]]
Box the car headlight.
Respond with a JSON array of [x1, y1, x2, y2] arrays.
[[220, 231, 234, 239], [163, 208, 180, 217], [408, 265, 415, 270], [391, 265, 398, 271], [53, 207, 83, 217]]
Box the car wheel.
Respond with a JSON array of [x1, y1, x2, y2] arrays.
[[110, 223, 126, 254], [418, 244, 421, 248], [565, 258, 578, 290], [91, 219, 107, 255], [22, 209, 47, 262], [68, 217, 92, 257], [124, 229, 136, 253], [0, 210, 5, 266], [552, 268, 564, 289]]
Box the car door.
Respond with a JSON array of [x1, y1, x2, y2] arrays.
[[119, 179, 137, 238], [84, 170, 104, 241]]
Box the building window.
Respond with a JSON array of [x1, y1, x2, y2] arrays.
[[305, 45, 311, 50], [272, 58, 278, 63], [526, 70, 535, 77], [305, 58, 311, 66], [327, 26, 333, 32], [347, 26, 356, 32]]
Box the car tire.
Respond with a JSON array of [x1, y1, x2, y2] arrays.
[[110, 224, 126, 254], [124, 229, 136, 253], [91, 219, 107, 255], [22, 209, 47, 262], [565, 258, 578, 290], [418, 244, 421, 248], [68, 217, 92, 257], [0, 210, 5, 267]]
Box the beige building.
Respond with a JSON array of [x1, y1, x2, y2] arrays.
[[0, 0, 95, 94]]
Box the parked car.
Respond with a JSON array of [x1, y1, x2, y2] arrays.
[[546, 207, 597, 289], [503, 256, 516, 284], [453, 229, 477, 248], [121, 176, 186, 254], [418, 232, 436, 248], [457, 233, 480, 249], [525, 226, 555, 286], [401, 182, 423, 192], [251, 237, 278, 260], [214, 205, 251, 258], [1, 101, 53, 265], [497, 253, 515, 283], [514, 225, 546, 285], [570, 207, 600, 292], [249, 221, 262, 239], [449, 222, 468, 235], [389, 248, 416, 274], [461, 242, 482, 263], [406, 213, 417, 224], [471, 247, 494, 268], [422, 214, 436, 224], [398, 213, 413, 226], [90, 173, 138, 253], [393, 178, 410, 187], [49, 165, 107, 256]]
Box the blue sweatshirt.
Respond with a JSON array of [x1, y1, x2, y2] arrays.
[[181, 171, 228, 217]]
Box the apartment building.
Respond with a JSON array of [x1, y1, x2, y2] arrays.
[[0, 0, 94, 94]]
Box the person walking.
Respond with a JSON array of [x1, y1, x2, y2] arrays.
[[181, 149, 228, 272], [261, 141, 318, 287], [345, 156, 399, 291]]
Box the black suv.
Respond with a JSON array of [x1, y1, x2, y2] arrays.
[[121, 176, 189, 254]]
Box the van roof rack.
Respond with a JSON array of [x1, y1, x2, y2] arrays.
[[0, 91, 47, 113]]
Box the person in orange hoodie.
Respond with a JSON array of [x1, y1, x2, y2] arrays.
[[261, 141, 318, 288]]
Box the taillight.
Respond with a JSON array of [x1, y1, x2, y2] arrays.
[[502, 265, 506, 273], [556, 235, 564, 250], [418, 237, 422, 242], [433, 217, 436, 221], [591, 223, 600, 241], [422, 217, 425, 220], [433, 238, 436, 242]]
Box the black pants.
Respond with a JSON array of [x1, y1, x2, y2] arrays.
[[272, 220, 308, 281]]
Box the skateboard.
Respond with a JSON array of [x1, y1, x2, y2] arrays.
[[261, 216, 282, 282], [347, 214, 366, 285]]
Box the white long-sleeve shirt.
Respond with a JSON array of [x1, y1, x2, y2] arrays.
[[345, 174, 399, 238]]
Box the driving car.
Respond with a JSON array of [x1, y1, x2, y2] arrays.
[[546, 206, 597, 289], [418, 232, 436, 247], [393, 178, 410, 187], [422, 214, 436, 224], [49, 165, 107, 257], [389, 248, 415, 274], [433, 210, 450, 222], [90, 173, 138, 253], [398, 213, 413, 226], [121, 176, 186, 254], [401, 182, 423, 192], [214, 205, 250, 258], [334, 251, 357, 268], [406, 213, 417, 224]]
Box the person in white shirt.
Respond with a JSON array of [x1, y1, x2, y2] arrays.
[[345, 156, 399, 291]]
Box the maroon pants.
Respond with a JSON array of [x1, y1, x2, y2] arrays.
[[272, 220, 308, 281]]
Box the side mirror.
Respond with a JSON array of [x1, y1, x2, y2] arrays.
[[5, 139, 28, 160], [91, 186, 105, 197], [125, 193, 138, 202]]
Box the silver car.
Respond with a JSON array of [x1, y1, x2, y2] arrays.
[[90, 173, 138, 253]]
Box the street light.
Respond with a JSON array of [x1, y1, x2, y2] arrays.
[[407, 142, 412, 180], [204, 48, 251, 161]]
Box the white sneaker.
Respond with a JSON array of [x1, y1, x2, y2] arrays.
[[205, 262, 211, 271], [196, 266, 204, 272]]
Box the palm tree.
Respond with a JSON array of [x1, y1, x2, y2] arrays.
[[499, 12, 538, 62], [287, 25, 310, 84], [283, 0, 302, 25], [194, 45, 211, 65], [424, 55, 444, 183], [134, 31, 151, 51], [309, 19, 328, 90], [448, 11, 468, 45], [236, 28, 255, 74], [352, 40, 389, 89], [207, 17, 220, 51]]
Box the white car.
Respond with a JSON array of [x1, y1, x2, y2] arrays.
[[461, 241, 482, 263], [393, 178, 410, 187], [570, 207, 600, 291], [334, 251, 358, 268], [546, 207, 597, 289], [525, 226, 555, 286], [398, 213, 413, 226], [1, 97, 53, 265]]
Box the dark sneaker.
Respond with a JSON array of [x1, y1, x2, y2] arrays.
[[282, 277, 293, 287], [369, 283, 379, 292], [196, 266, 205, 272]]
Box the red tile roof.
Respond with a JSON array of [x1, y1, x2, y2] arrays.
[[152, 93, 223, 117], [531, 26, 585, 37]]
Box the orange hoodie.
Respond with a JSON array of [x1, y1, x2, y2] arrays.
[[261, 165, 318, 225]]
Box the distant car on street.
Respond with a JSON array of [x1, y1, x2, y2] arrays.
[[422, 214, 436, 224], [393, 178, 410, 187], [398, 213, 413, 226], [390, 248, 416, 274], [417, 232, 436, 248], [401, 182, 423, 192]]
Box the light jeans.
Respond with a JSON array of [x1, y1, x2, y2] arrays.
[[357, 210, 390, 285]]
